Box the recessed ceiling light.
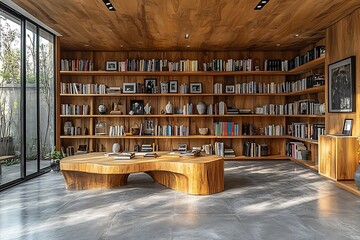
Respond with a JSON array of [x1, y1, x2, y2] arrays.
[[103, 0, 116, 11], [186, 45, 191, 48], [254, 0, 270, 10], [276, 43, 281, 47], [294, 34, 300, 37], [84, 44, 90, 47], [185, 33, 190, 39]]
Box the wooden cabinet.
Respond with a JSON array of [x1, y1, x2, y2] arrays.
[[58, 51, 325, 163], [319, 135, 358, 180]]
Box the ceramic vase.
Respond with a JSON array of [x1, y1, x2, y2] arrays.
[[165, 101, 173, 114], [112, 143, 121, 153], [196, 102, 206, 115]]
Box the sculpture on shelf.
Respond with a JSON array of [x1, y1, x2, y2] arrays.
[[165, 101, 173, 114], [196, 101, 206, 115], [98, 104, 107, 115], [112, 143, 121, 153], [144, 103, 151, 114]]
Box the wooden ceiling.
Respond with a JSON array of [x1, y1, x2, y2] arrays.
[[11, 0, 360, 51]]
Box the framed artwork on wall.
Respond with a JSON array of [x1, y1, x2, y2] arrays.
[[328, 56, 356, 112]]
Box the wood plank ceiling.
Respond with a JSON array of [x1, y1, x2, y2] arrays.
[[11, 0, 360, 51]]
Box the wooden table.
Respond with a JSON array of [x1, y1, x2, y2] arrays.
[[60, 152, 224, 195]]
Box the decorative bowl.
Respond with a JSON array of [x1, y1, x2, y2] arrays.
[[199, 128, 209, 135]]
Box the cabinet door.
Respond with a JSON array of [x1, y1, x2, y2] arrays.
[[336, 137, 358, 180], [319, 136, 336, 180]]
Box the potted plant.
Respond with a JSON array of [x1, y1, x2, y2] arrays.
[[354, 137, 360, 190], [50, 147, 64, 172]]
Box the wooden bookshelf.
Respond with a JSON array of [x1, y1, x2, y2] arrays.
[[58, 50, 325, 161]]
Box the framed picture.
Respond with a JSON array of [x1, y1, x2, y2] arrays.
[[160, 81, 169, 94], [106, 61, 117, 71], [342, 118, 353, 136], [123, 83, 136, 93], [225, 85, 235, 93], [190, 83, 202, 94], [144, 78, 157, 93], [169, 80, 178, 93], [328, 56, 356, 112], [144, 120, 154, 135], [130, 100, 144, 115]]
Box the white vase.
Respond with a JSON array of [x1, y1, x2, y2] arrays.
[[165, 101, 173, 114], [196, 102, 206, 115], [112, 143, 121, 153]]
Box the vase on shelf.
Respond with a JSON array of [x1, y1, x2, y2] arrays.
[[165, 101, 173, 114], [196, 101, 206, 115], [354, 164, 360, 190]]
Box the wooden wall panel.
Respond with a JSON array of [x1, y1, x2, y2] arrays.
[[326, 8, 360, 136]]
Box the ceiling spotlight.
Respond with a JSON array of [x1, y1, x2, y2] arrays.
[[254, 0, 270, 10], [276, 43, 281, 47], [185, 33, 190, 39], [103, 0, 116, 11], [186, 45, 191, 48], [294, 34, 300, 37], [84, 44, 90, 47]]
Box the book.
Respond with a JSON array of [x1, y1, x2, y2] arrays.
[[144, 152, 157, 158]]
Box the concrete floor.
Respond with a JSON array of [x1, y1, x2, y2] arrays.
[[0, 161, 360, 240]]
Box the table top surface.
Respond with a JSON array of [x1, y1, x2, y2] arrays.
[[61, 152, 223, 166]]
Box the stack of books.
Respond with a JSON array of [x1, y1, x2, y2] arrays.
[[114, 152, 135, 160], [224, 149, 235, 157], [107, 86, 121, 94], [141, 144, 153, 152]]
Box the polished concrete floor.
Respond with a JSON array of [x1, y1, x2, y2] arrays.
[[1, 161, 360, 240]]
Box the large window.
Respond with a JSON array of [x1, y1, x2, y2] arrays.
[[0, 5, 56, 188]]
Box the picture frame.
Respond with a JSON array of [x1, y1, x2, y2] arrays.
[[122, 83, 136, 93], [342, 118, 353, 136], [106, 61, 118, 71], [189, 82, 202, 94], [169, 80, 178, 93], [225, 85, 235, 93], [328, 56, 356, 113], [144, 78, 157, 93], [130, 100, 144, 115], [144, 120, 154, 135], [160, 81, 169, 94]]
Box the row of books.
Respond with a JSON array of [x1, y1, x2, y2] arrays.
[[288, 123, 325, 140], [290, 74, 325, 92], [288, 46, 325, 70], [61, 104, 90, 115], [61, 49, 324, 72], [286, 142, 307, 160], [213, 122, 240, 136], [109, 125, 126, 136], [255, 100, 323, 115], [203, 59, 253, 72], [153, 125, 189, 136], [243, 142, 269, 157], [60, 59, 93, 71], [264, 59, 289, 71], [119, 59, 199, 72], [60, 82, 107, 94]]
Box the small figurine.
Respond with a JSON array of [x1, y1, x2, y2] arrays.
[[144, 103, 151, 114], [165, 101, 173, 114]]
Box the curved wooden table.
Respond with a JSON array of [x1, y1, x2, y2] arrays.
[[60, 152, 224, 195]]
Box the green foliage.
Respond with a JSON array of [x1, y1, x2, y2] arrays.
[[0, 22, 21, 84]]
